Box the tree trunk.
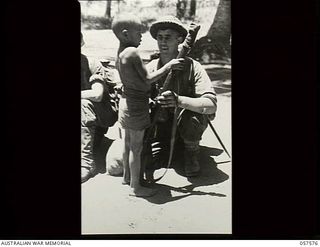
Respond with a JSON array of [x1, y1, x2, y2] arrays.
[[176, 0, 187, 19], [190, 0, 231, 64], [207, 0, 230, 45], [105, 0, 112, 18], [189, 0, 196, 20]]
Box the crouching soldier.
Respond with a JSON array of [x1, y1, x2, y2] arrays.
[[81, 33, 118, 183], [145, 16, 217, 177]]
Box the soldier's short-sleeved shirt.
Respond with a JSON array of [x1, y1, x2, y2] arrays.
[[81, 54, 92, 91], [81, 55, 117, 127], [146, 57, 217, 106]]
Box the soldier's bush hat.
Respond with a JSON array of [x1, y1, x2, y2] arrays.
[[150, 16, 188, 40]]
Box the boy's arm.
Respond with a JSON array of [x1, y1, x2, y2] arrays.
[[128, 48, 177, 84]]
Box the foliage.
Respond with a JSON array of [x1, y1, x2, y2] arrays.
[[81, 14, 112, 30], [80, 0, 217, 32], [81, 14, 154, 32]]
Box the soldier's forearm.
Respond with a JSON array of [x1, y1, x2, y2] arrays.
[[81, 82, 105, 102], [81, 90, 103, 102], [177, 96, 217, 114]]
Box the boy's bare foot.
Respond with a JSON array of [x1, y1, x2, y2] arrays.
[[129, 186, 157, 198], [122, 179, 130, 185]]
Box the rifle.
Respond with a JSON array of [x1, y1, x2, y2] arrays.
[[144, 23, 201, 182]]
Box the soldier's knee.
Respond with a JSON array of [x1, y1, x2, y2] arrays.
[[179, 111, 207, 142], [81, 99, 97, 126]]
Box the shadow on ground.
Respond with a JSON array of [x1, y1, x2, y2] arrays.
[[207, 67, 231, 82], [206, 66, 231, 96], [146, 145, 229, 204]]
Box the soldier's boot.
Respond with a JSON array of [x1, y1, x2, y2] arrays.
[[184, 141, 200, 177], [81, 125, 96, 183], [92, 127, 108, 175]]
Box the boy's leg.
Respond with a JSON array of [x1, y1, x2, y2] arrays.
[[129, 129, 157, 197], [122, 129, 130, 185]]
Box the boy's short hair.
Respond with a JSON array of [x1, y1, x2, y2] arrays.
[[112, 13, 142, 39]]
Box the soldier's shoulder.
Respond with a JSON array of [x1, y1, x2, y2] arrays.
[[186, 57, 208, 74], [186, 56, 201, 66], [148, 58, 159, 64], [146, 58, 159, 69]]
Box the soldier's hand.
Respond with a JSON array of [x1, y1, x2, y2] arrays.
[[114, 84, 123, 93], [156, 91, 179, 108]]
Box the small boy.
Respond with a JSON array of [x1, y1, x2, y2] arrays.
[[112, 14, 184, 197]]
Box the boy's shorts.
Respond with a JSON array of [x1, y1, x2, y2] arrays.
[[118, 97, 150, 130]]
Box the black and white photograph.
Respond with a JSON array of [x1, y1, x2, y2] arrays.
[[80, 0, 232, 234], [2, 0, 319, 241]]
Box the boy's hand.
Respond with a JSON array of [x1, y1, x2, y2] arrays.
[[167, 58, 185, 71]]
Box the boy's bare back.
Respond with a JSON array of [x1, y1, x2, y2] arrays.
[[117, 47, 150, 94]]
